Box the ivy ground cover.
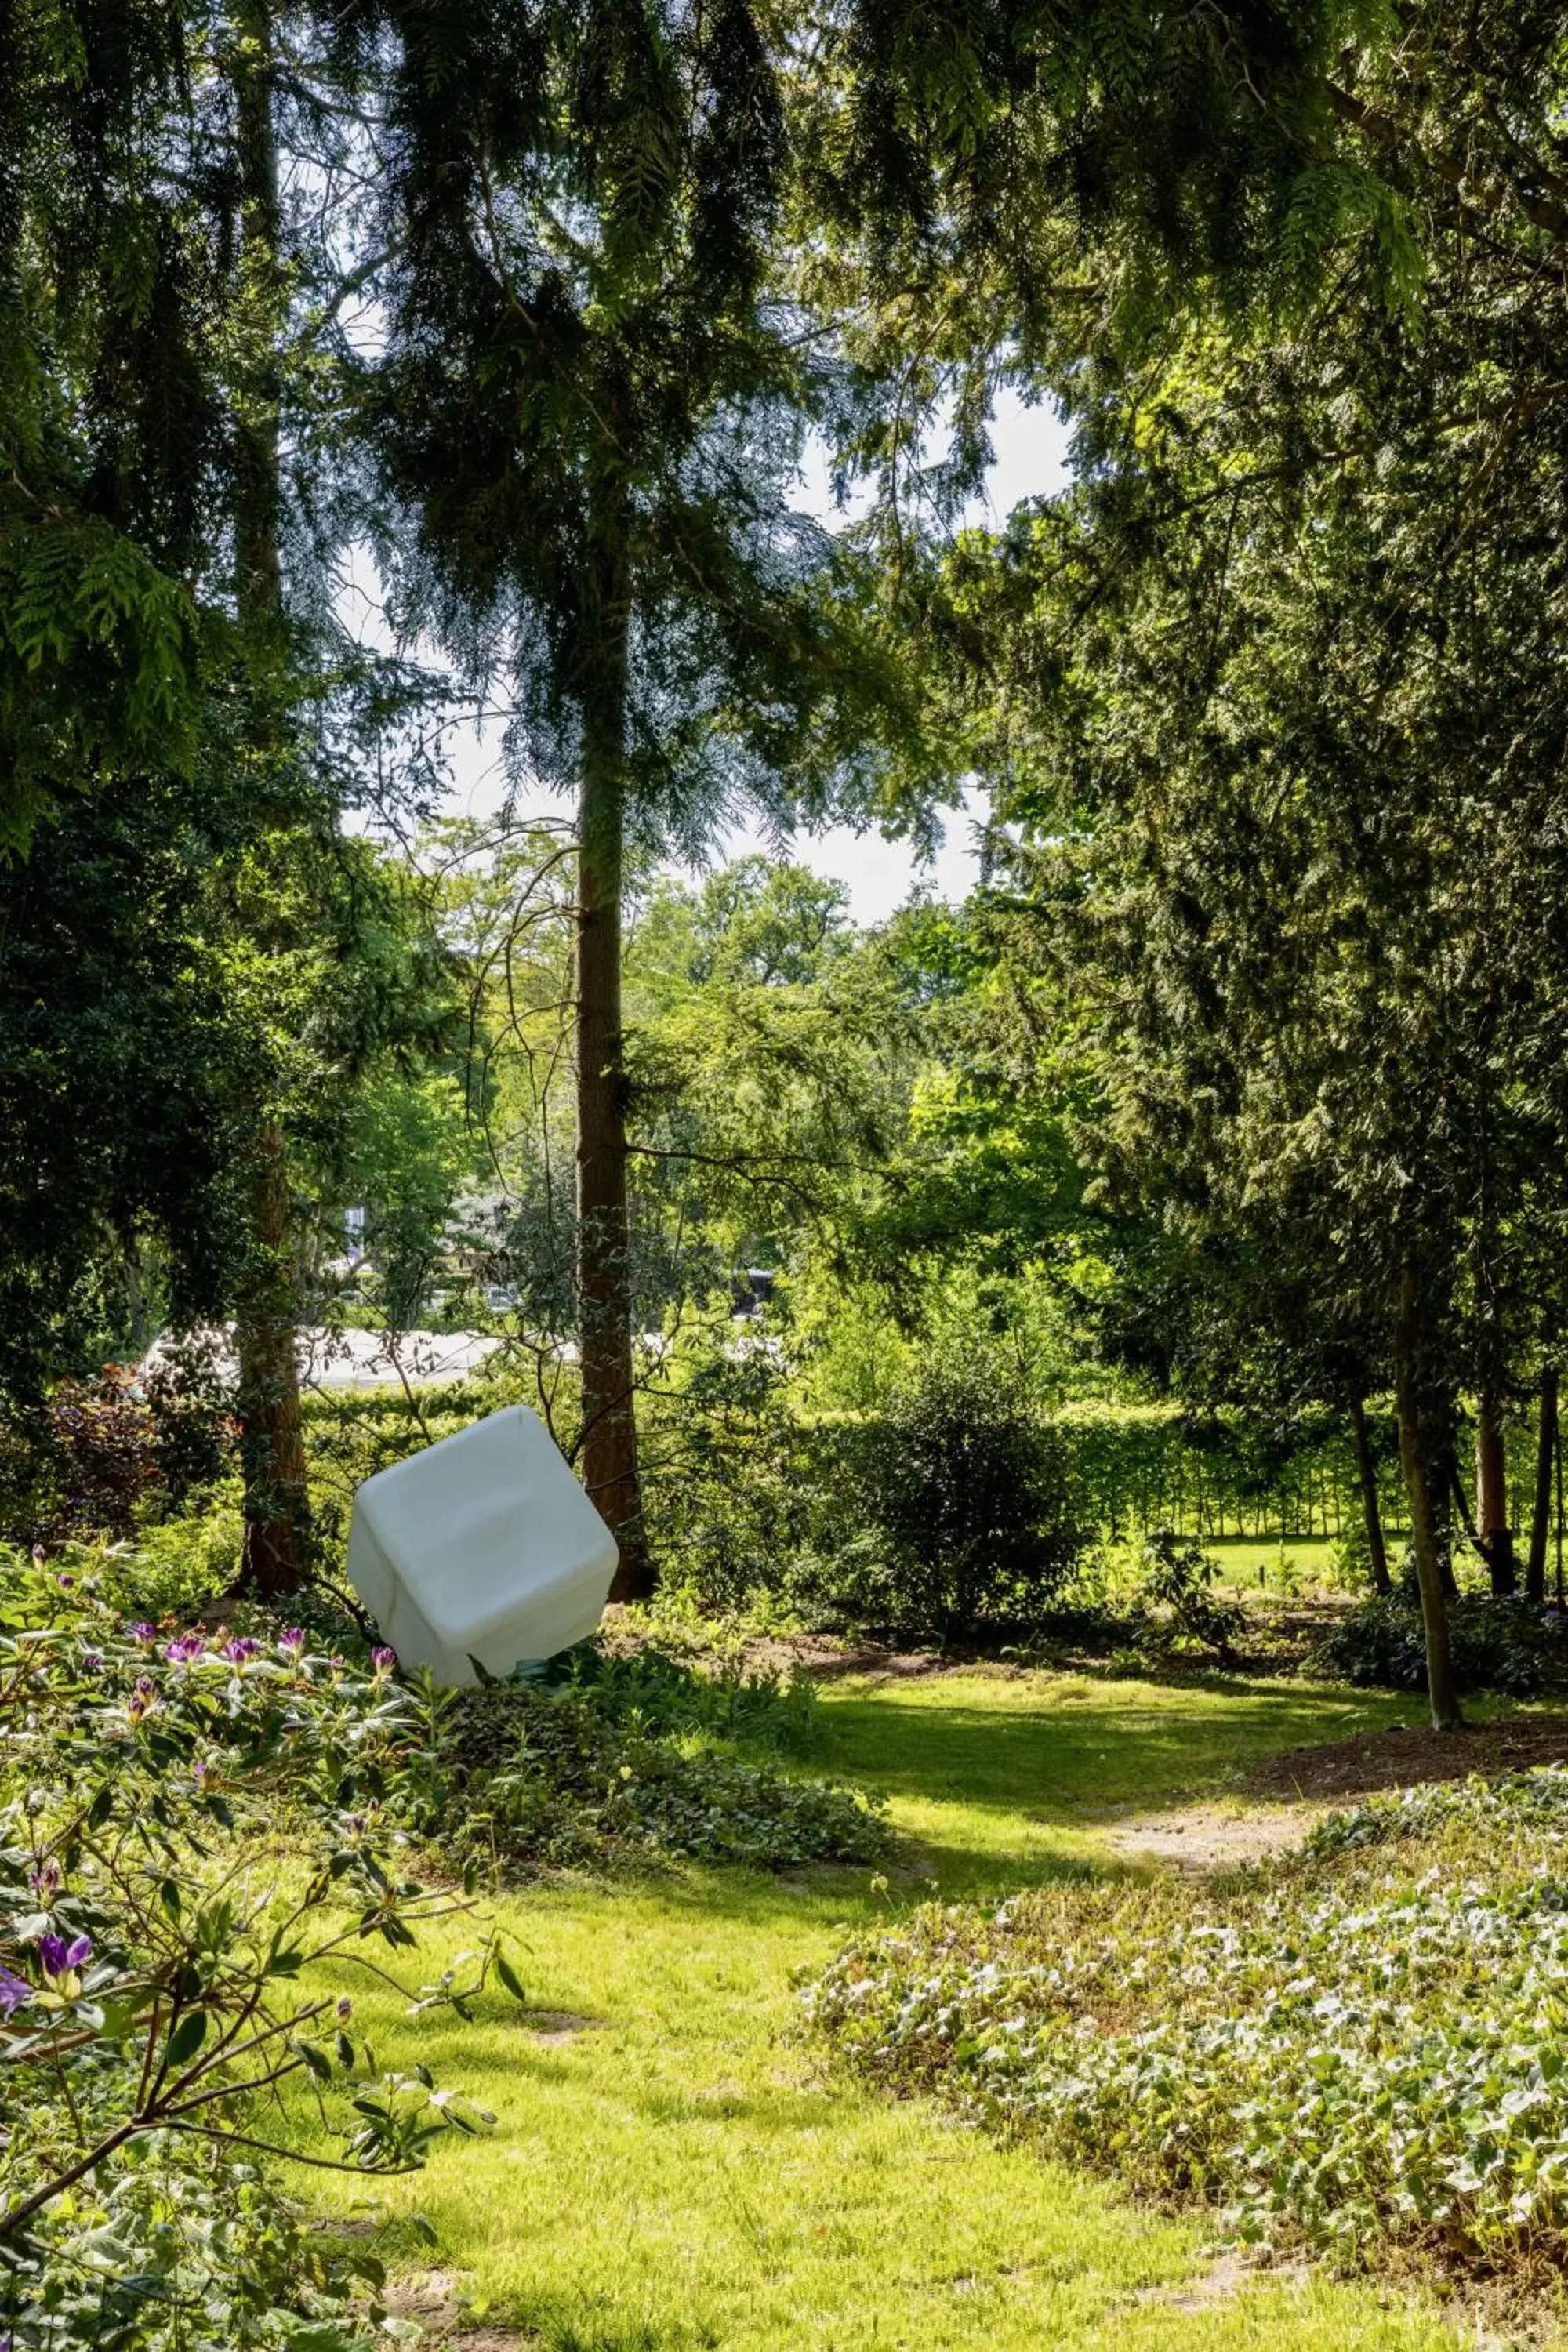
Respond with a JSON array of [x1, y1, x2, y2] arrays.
[[808, 1756, 1568, 2293]]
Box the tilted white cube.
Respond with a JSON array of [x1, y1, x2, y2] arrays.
[[347, 1404, 619, 1684]]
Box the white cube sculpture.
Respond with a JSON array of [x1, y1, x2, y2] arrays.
[[347, 1404, 619, 1684]]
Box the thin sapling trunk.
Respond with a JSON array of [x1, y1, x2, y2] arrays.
[[1393, 1255, 1463, 1730], [1528, 1363, 1559, 1606], [1475, 1382, 1516, 1595], [1347, 1390, 1392, 1595]]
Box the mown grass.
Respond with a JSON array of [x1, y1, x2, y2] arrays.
[[293, 1667, 1470, 2350], [811, 1666, 1415, 1882], [1206, 1534, 1341, 1592]]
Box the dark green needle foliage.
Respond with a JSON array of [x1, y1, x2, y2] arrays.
[[792, 0, 1416, 583], [349, 0, 898, 841], [341, 0, 916, 1585], [811, 0, 1397, 307]]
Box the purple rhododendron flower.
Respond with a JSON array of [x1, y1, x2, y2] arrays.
[[38, 1932, 91, 1980], [0, 1967, 31, 2020], [278, 1627, 306, 1654], [127, 1677, 159, 1723], [129, 1622, 157, 1646], [163, 1634, 205, 1665], [371, 1646, 397, 1675], [224, 1636, 261, 1664], [78, 1650, 103, 1675], [27, 1859, 61, 1898]]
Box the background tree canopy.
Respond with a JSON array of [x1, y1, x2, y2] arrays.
[[6, 0, 1568, 1725]]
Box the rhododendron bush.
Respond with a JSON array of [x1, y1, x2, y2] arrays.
[[0, 1559, 509, 2350]]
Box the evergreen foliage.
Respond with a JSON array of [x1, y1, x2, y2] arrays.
[[0, 0, 227, 850], [0, 782, 251, 1399], [905, 0, 1568, 1720]]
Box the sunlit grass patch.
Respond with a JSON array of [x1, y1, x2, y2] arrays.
[[289, 1668, 1472, 2349]]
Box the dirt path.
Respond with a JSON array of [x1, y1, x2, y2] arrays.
[[1102, 1801, 1322, 1871], [1103, 1710, 1568, 1872], [1243, 1711, 1568, 1801]]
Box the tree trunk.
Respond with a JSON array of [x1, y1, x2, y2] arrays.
[[1348, 1392, 1392, 1594], [1475, 1382, 1515, 1595], [230, 0, 306, 1595], [1558, 1405, 1565, 1608], [234, 0, 282, 626], [1527, 1363, 1558, 1607], [1394, 1255, 1463, 1730], [575, 508, 652, 1601], [1435, 1425, 1461, 1599]]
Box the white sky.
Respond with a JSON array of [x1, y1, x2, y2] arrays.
[[354, 387, 1074, 926]]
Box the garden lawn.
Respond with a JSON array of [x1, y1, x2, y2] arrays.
[[295, 1668, 1467, 2351]]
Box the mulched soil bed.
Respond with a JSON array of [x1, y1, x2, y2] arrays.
[[1246, 1712, 1568, 1802]]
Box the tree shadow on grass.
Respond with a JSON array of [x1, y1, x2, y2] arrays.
[[812, 1678, 1416, 1828]]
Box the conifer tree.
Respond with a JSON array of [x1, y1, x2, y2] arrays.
[[347, 0, 907, 1592], [927, 0, 1568, 1729]]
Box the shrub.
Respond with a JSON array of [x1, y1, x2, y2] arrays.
[[416, 1663, 887, 1874], [1313, 1592, 1568, 1696], [840, 1355, 1087, 1640], [0, 1362, 232, 1548], [637, 1352, 851, 1618], [1136, 1530, 1244, 1661], [0, 1556, 506, 2350], [93, 1501, 248, 1613], [1302, 1766, 1568, 1857], [805, 1769, 1568, 2272], [641, 1345, 1094, 1642], [543, 1639, 825, 1756]]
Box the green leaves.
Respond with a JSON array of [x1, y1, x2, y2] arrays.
[[0, 513, 204, 855], [808, 1767, 1568, 2268], [434, 1667, 888, 1874], [163, 2008, 209, 2069], [292, 2036, 334, 2084], [339, 2071, 495, 2170], [494, 1949, 528, 2004], [0, 1555, 499, 2350]]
